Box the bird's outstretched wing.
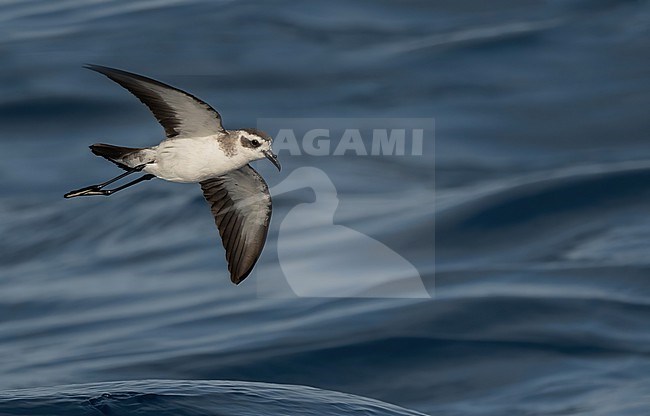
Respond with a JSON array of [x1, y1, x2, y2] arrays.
[[86, 64, 225, 138], [200, 165, 272, 284]]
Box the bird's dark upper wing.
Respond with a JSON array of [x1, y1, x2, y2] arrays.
[[200, 165, 272, 284], [86, 64, 225, 138]]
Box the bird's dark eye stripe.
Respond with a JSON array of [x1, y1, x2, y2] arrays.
[[239, 136, 263, 148]]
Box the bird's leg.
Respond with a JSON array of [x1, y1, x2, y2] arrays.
[[64, 165, 147, 198], [66, 174, 156, 197]]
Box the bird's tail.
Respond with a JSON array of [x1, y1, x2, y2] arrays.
[[90, 143, 153, 170]]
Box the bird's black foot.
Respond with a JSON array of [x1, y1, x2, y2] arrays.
[[64, 185, 105, 198], [64, 173, 155, 198]]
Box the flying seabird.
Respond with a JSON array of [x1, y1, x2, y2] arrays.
[[64, 65, 281, 284]]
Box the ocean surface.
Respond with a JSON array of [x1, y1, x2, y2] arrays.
[[1, 0, 649, 415]]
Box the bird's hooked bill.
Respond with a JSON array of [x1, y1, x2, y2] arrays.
[[264, 150, 281, 171]]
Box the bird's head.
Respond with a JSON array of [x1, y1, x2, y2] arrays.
[[236, 128, 281, 171]]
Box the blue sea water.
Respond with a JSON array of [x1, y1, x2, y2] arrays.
[[1, 0, 649, 415]]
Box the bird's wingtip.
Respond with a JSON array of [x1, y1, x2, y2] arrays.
[[84, 64, 121, 76], [231, 273, 244, 285], [230, 269, 253, 285]]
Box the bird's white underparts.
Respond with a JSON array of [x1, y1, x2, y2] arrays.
[[64, 65, 281, 285]]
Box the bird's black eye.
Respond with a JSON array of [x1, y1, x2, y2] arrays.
[[251, 139, 260, 147]]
